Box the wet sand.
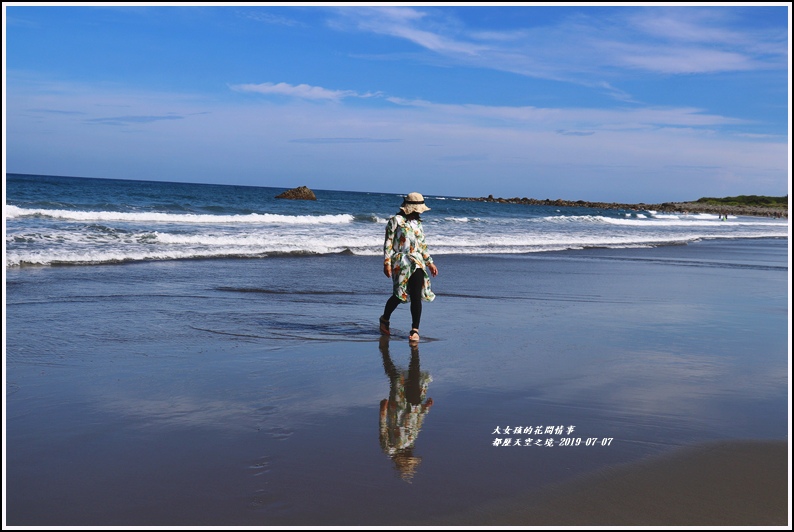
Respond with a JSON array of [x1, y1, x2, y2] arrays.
[[5, 240, 790, 526], [430, 440, 790, 526]]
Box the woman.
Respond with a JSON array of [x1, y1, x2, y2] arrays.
[[380, 192, 439, 342]]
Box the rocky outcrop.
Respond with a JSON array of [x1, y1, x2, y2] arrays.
[[275, 186, 317, 201], [460, 195, 787, 218]]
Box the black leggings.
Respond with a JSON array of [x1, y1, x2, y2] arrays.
[[383, 268, 424, 330]]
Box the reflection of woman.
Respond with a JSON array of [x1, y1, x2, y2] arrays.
[[378, 336, 433, 482]]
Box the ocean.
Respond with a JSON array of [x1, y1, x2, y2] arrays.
[[5, 173, 788, 267], [4, 173, 790, 525]]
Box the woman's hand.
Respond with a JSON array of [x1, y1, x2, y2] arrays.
[[384, 262, 392, 278], [428, 263, 438, 277]]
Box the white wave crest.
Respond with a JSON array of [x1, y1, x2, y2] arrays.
[[444, 216, 481, 223], [4, 205, 354, 225]]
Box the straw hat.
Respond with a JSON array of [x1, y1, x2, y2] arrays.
[[392, 453, 422, 482], [400, 192, 431, 215]]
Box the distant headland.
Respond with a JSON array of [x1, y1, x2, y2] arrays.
[[460, 194, 788, 218]]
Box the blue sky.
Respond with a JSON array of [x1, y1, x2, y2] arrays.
[[3, 3, 791, 202]]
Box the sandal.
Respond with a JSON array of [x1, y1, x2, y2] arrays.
[[409, 328, 420, 342], [379, 316, 390, 336]]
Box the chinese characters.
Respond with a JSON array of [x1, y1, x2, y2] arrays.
[[491, 425, 613, 447]]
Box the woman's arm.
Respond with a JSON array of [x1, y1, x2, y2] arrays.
[[417, 223, 438, 276], [384, 217, 396, 277]]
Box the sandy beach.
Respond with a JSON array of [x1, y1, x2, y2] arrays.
[[431, 440, 789, 526], [5, 238, 790, 527]]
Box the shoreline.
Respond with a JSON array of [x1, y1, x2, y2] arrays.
[[460, 195, 788, 218]]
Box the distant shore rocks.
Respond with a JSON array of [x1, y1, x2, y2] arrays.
[[460, 195, 787, 218], [275, 186, 317, 201]]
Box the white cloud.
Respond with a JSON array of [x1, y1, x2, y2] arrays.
[[618, 47, 756, 74], [386, 97, 746, 130], [230, 82, 350, 100], [230, 81, 378, 101], [389, 25, 483, 56], [330, 6, 788, 91], [333, 6, 484, 56], [241, 9, 304, 27], [629, 10, 741, 43]]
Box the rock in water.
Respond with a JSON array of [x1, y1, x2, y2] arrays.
[[275, 186, 317, 200]]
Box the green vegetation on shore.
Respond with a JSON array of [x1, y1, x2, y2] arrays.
[[461, 193, 787, 217], [693, 195, 788, 208]]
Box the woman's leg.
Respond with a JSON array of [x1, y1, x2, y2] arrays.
[[383, 268, 425, 330], [382, 295, 401, 321], [408, 269, 425, 330]]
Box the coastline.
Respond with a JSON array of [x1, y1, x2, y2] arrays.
[[460, 195, 788, 218]]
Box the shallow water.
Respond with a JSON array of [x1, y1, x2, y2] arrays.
[[5, 238, 789, 525]]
